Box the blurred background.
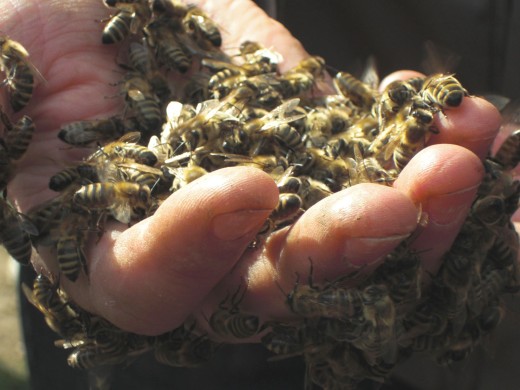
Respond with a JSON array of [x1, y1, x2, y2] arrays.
[[0, 247, 29, 389]]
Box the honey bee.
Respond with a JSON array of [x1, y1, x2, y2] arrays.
[[245, 98, 306, 153], [263, 192, 303, 231], [492, 129, 520, 170], [285, 263, 364, 321], [122, 73, 163, 134], [293, 147, 353, 192], [471, 195, 506, 226], [116, 161, 166, 189], [102, 1, 151, 44], [127, 41, 154, 74], [261, 323, 304, 358], [428, 280, 468, 336], [372, 245, 422, 309], [403, 301, 448, 338], [374, 104, 437, 171], [273, 167, 301, 194], [298, 176, 332, 210], [181, 72, 211, 106], [154, 334, 217, 368], [0, 197, 37, 264], [92, 132, 158, 167], [352, 284, 397, 365], [212, 153, 287, 175], [486, 225, 519, 270], [22, 274, 83, 338], [277, 56, 326, 98], [237, 40, 283, 71], [334, 69, 379, 111], [435, 324, 479, 366], [150, 0, 188, 18], [1, 112, 34, 160], [305, 106, 353, 148], [183, 5, 222, 48], [73, 181, 151, 224], [420, 73, 468, 109], [477, 301, 504, 333], [201, 58, 248, 99], [376, 79, 418, 125], [0, 35, 43, 111], [26, 198, 63, 246], [143, 18, 192, 73], [56, 212, 92, 282], [163, 99, 239, 152], [58, 116, 136, 147], [67, 345, 130, 370], [208, 286, 260, 340], [127, 42, 172, 104], [49, 164, 99, 192]]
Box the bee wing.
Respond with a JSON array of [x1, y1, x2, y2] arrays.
[[381, 132, 402, 162], [260, 98, 305, 130], [195, 98, 228, 119], [21, 282, 49, 315], [360, 55, 379, 90], [117, 131, 142, 144], [163, 150, 193, 166], [117, 162, 163, 175], [110, 202, 132, 225], [201, 58, 243, 73], [483, 94, 511, 112], [127, 89, 146, 102], [165, 100, 185, 131], [209, 152, 253, 165], [252, 47, 284, 65], [148, 135, 172, 161], [421, 40, 461, 75], [54, 338, 86, 350], [18, 212, 39, 236]]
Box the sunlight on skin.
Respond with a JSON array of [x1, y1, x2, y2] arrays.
[[1, 0, 513, 337]]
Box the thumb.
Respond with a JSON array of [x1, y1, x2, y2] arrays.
[[63, 166, 278, 335]]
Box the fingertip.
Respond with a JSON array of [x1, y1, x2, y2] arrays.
[[394, 144, 484, 273], [395, 144, 484, 205], [431, 96, 502, 159]]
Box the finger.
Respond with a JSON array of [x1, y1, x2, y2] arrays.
[[378, 71, 502, 160], [394, 144, 484, 274], [429, 97, 502, 159], [379, 70, 425, 92], [235, 183, 419, 319], [62, 166, 278, 335], [196, 0, 308, 71]]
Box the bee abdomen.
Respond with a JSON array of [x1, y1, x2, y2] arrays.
[[57, 237, 85, 282], [1, 227, 32, 264], [7, 64, 34, 112], [102, 11, 132, 44]]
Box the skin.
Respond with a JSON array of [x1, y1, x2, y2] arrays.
[[1, 0, 513, 339]]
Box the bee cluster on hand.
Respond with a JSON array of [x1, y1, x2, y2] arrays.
[[1, 0, 519, 389]]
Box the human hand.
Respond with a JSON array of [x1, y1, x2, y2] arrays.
[[3, 0, 505, 341]]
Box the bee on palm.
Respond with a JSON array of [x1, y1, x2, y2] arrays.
[[0, 35, 44, 112], [102, 0, 152, 44]]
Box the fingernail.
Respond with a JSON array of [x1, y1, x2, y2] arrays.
[[212, 209, 272, 241], [426, 185, 478, 225], [343, 234, 410, 267]]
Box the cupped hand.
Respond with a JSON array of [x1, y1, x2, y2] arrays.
[[3, 0, 503, 337]]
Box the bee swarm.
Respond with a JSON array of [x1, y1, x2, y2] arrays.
[[0, 0, 518, 389]]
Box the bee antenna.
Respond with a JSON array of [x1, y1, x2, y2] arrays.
[[325, 64, 340, 77], [274, 280, 288, 297]]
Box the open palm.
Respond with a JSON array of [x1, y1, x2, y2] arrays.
[[3, 0, 507, 341]]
